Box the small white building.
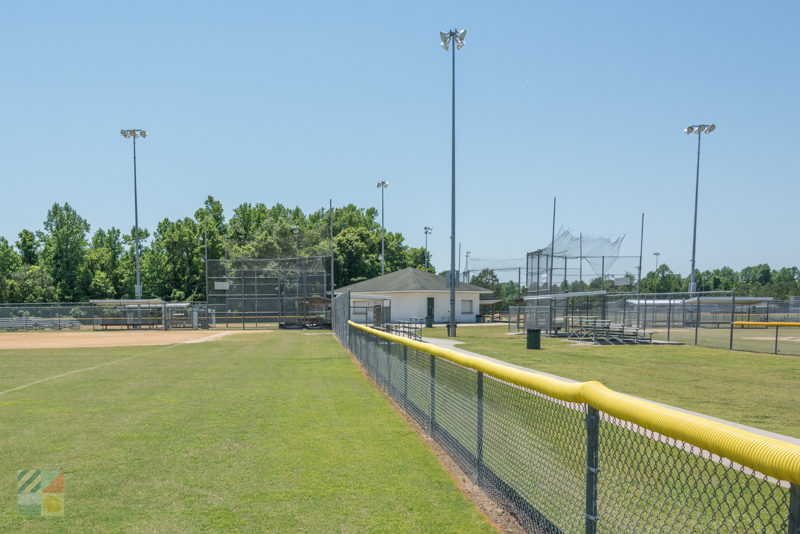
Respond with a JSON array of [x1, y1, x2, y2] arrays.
[[335, 268, 491, 323]]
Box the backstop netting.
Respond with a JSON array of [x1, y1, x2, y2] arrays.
[[527, 228, 641, 294], [206, 256, 331, 327]]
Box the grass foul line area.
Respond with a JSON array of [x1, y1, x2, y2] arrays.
[[0, 331, 496, 533]]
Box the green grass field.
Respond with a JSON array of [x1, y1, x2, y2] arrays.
[[424, 325, 800, 438], [654, 325, 800, 356], [0, 331, 496, 533]]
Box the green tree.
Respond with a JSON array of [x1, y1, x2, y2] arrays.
[[40, 203, 90, 301], [470, 269, 501, 293], [334, 226, 379, 285], [145, 218, 204, 300], [404, 247, 433, 272], [0, 237, 21, 278], [0, 238, 22, 302], [15, 229, 39, 265], [87, 227, 124, 298], [194, 195, 226, 261], [6, 265, 58, 303]]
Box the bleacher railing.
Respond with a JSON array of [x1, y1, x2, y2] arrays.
[[338, 320, 800, 533]]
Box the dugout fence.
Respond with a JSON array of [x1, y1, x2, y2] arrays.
[[0, 301, 210, 331], [334, 319, 800, 533], [510, 291, 800, 356]]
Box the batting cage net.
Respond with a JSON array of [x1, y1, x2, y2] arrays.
[[334, 320, 800, 533], [206, 256, 331, 328]]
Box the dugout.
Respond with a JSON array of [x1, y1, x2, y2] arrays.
[[90, 299, 168, 330], [293, 297, 331, 329]]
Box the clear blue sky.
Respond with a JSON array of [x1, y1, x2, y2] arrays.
[[1, 1, 798, 278]]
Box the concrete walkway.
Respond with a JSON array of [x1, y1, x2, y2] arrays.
[[422, 336, 800, 447]]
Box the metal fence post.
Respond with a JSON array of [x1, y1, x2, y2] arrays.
[[789, 483, 800, 534], [729, 292, 736, 350], [775, 325, 780, 355], [694, 294, 701, 346], [430, 354, 436, 435], [585, 406, 599, 534], [386, 339, 392, 393], [476, 371, 484, 483], [667, 298, 672, 341], [403, 346, 408, 409]]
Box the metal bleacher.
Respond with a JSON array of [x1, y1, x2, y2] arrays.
[[565, 315, 655, 344], [0, 316, 82, 331]]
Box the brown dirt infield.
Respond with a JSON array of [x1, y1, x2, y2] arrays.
[[0, 329, 255, 350]]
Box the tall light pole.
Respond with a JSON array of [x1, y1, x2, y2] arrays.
[[637, 213, 644, 294], [440, 28, 466, 337], [654, 252, 661, 271], [684, 124, 716, 294], [120, 129, 147, 299], [424, 226, 433, 268], [376, 181, 389, 275]]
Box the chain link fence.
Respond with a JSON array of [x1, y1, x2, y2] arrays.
[[206, 257, 331, 328], [510, 291, 800, 356], [0, 302, 210, 331], [0, 302, 95, 330], [335, 320, 800, 533]]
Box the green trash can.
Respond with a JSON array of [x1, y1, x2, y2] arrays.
[[526, 328, 541, 350]]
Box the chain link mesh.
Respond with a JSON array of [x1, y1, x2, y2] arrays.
[[338, 323, 798, 533]]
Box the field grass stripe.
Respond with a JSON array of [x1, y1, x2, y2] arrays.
[[0, 343, 184, 397]]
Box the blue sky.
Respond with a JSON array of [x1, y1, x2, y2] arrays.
[[1, 1, 798, 278]]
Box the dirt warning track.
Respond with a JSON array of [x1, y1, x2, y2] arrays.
[[0, 329, 255, 350]]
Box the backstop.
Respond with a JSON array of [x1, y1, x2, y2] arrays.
[[206, 256, 331, 328]]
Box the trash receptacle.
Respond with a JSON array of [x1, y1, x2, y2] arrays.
[[425, 316, 433, 328], [526, 328, 541, 350], [475, 314, 484, 323]]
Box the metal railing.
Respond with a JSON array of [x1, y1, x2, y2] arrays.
[[337, 320, 800, 533], [383, 319, 424, 341]]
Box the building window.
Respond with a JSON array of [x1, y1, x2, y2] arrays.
[[460, 299, 473, 314]]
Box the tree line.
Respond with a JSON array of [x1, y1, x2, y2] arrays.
[[2, 198, 796, 305], [0, 197, 432, 303]]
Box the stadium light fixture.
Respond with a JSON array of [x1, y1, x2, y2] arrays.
[[120, 129, 148, 299], [376, 181, 389, 275], [440, 28, 467, 337], [684, 124, 716, 294]]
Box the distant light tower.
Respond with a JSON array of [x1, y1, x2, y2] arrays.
[[465, 251, 471, 282], [424, 226, 433, 268], [684, 123, 716, 294], [376, 181, 389, 275], [440, 28, 467, 337], [120, 129, 147, 299], [654, 252, 661, 271]]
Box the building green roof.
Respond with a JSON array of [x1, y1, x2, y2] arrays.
[[336, 268, 491, 294]]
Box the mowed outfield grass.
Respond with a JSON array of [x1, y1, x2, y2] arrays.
[[0, 331, 496, 533], [425, 325, 800, 438]]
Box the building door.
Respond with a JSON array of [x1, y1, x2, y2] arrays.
[[426, 297, 434, 318]]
